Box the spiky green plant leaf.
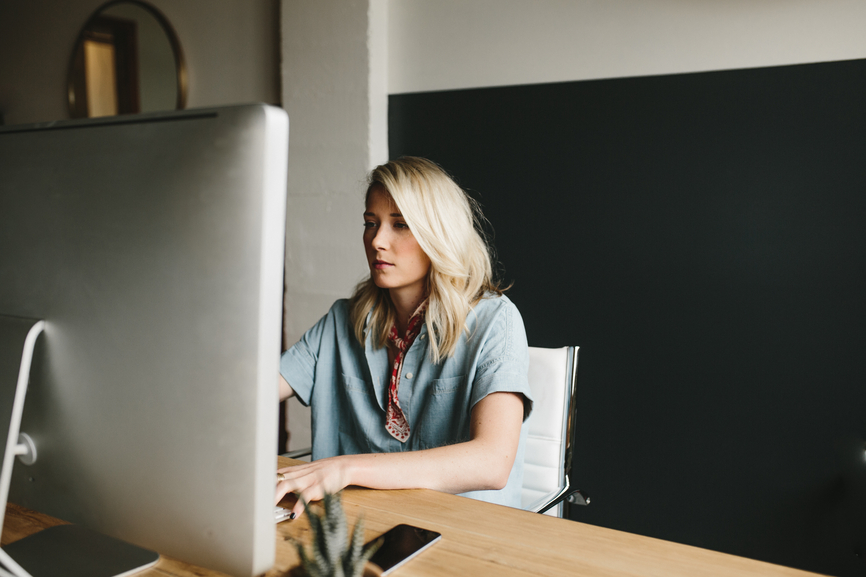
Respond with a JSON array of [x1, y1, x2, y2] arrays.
[[291, 492, 378, 577]]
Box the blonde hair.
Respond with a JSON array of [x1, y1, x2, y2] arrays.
[[349, 157, 503, 362]]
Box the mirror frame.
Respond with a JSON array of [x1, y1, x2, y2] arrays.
[[67, 0, 188, 118]]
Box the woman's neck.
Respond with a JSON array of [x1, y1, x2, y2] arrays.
[[390, 288, 427, 337]]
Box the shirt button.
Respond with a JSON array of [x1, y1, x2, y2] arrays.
[[405, 372, 413, 379], [419, 335, 425, 340]]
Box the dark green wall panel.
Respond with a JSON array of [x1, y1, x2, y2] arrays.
[[390, 59, 866, 576]]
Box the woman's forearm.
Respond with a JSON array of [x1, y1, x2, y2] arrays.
[[345, 391, 523, 493], [276, 392, 525, 514], [342, 437, 511, 494]]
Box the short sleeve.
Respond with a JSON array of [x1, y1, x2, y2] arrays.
[[468, 298, 533, 421], [280, 311, 330, 407]]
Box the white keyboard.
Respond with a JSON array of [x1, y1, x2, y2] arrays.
[[275, 506, 293, 523]]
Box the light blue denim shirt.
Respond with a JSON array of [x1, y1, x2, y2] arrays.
[[280, 294, 533, 508]]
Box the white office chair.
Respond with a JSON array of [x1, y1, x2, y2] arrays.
[[522, 346, 589, 517]]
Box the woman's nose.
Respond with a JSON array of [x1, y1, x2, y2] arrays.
[[372, 226, 389, 250]]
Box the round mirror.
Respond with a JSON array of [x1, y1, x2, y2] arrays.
[[68, 0, 187, 118]]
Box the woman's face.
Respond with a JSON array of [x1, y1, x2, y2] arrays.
[[363, 185, 431, 299]]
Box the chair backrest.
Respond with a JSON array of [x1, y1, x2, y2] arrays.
[[521, 346, 579, 517]]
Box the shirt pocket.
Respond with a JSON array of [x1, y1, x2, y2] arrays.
[[337, 373, 374, 453], [341, 372, 367, 392], [414, 375, 469, 450]]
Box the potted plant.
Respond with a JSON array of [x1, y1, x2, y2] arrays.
[[289, 492, 381, 577]]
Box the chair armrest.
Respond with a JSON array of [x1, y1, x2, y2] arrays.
[[530, 484, 591, 514]]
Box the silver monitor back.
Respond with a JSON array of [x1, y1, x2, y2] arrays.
[[0, 104, 288, 577]]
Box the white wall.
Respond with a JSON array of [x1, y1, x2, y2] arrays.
[[0, 0, 279, 125], [388, 0, 866, 94]]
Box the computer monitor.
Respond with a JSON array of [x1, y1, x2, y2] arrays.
[[0, 103, 288, 576]]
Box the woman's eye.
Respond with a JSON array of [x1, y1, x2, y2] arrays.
[[395, 222, 409, 230], [363, 221, 376, 228]]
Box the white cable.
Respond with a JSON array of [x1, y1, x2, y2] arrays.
[[0, 548, 31, 577], [0, 319, 43, 577], [0, 320, 44, 531]]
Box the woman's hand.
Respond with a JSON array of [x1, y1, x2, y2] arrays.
[[276, 456, 352, 518]]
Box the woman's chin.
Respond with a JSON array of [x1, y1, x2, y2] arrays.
[[371, 276, 392, 289]]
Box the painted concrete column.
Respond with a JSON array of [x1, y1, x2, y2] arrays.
[[281, 0, 388, 450]]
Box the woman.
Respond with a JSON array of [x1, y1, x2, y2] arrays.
[[276, 157, 532, 517]]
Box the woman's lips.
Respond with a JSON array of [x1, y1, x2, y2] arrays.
[[373, 259, 393, 270]]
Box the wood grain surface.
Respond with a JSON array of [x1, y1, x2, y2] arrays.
[[0, 457, 828, 577]]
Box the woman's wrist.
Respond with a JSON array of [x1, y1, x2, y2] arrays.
[[335, 453, 358, 490]]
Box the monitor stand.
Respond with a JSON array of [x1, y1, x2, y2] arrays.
[[0, 316, 159, 577]]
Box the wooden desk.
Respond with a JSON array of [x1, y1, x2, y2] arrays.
[[2, 457, 827, 577]]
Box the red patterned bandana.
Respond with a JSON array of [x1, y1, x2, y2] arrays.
[[385, 301, 427, 442]]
